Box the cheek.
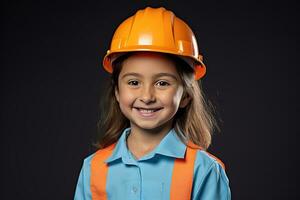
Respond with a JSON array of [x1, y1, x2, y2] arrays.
[[118, 88, 136, 107], [160, 88, 183, 107]]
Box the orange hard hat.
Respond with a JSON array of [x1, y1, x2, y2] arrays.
[[102, 7, 206, 80]]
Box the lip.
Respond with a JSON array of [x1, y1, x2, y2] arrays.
[[134, 107, 163, 110], [133, 107, 163, 118]]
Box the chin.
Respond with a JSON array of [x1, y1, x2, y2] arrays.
[[136, 123, 161, 130], [134, 120, 172, 132]]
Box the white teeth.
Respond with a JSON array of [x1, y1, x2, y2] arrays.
[[139, 109, 155, 113]]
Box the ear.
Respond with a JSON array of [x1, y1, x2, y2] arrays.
[[115, 87, 120, 102], [179, 94, 191, 108]]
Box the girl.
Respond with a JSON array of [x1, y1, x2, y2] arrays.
[[74, 7, 231, 200]]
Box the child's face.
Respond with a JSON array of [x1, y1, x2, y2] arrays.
[[115, 52, 190, 132]]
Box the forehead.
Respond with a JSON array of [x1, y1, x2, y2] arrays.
[[120, 52, 179, 76]]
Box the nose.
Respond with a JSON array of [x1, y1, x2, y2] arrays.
[[139, 84, 156, 104]]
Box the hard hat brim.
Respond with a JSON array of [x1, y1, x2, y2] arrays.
[[103, 49, 206, 80]]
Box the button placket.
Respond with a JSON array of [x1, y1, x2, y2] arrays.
[[124, 166, 141, 199]]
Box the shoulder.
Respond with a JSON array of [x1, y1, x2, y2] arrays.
[[194, 149, 226, 171], [186, 142, 226, 170], [81, 153, 96, 170], [186, 141, 229, 181], [192, 148, 230, 185], [82, 143, 117, 167], [77, 146, 112, 176]]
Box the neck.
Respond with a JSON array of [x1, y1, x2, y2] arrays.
[[126, 121, 173, 158]]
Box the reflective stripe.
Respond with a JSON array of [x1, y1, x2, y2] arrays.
[[90, 143, 116, 200]]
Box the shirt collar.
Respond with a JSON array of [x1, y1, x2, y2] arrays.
[[104, 127, 187, 164]]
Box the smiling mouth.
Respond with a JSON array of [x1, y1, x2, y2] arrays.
[[133, 107, 163, 113]]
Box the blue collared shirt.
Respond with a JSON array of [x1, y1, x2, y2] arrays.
[[74, 128, 231, 200]]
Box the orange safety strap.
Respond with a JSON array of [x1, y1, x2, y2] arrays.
[[170, 141, 200, 200], [90, 143, 116, 200], [170, 141, 226, 200], [90, 141, 225, 200]]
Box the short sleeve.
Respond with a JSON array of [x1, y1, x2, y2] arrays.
[[192, 161, 231, 200]]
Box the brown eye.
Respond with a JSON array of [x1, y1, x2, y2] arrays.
[[128, 80, 139, 86], [156, 81, 170, 87]]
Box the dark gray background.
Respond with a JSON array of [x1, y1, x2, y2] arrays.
[[2, 0, 299, 199]]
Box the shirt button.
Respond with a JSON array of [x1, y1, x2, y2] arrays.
[[131, 186, 138, 194]]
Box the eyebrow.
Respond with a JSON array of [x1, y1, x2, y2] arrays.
[[121, 72, 178, 80]]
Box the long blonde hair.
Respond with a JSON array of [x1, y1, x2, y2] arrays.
[[94, 52, 220, 150]]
